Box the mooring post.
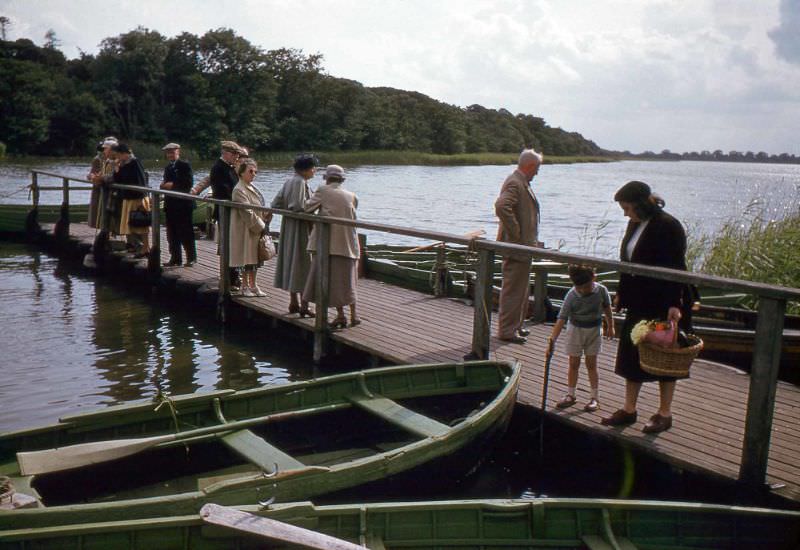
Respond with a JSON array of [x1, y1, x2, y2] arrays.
[[739, 296, 786, 487], [205, 202, 215, 240], [54, 177, 71, 241], [470, 248, 495, 359], [217, 205, 231, 323], [148, 193, 162, 278], [313, 221, 331, 363]]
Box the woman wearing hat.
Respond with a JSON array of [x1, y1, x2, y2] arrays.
[[601, 181, 689, 434], [92, 143, 151, 257], [271, 153, 317, 317], [302, 165, 360, 328], [229, 159, 272, 297], [87, 137, 117, 228]]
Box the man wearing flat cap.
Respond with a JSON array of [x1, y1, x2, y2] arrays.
[[210, 140, 243, 288], [160, 143, 196, 267]]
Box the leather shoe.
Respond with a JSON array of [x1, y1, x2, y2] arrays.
[[601, 408, 637, 426], [517, 328, 531, 337], [184, 260, 195, 267], [642, 413, 672, 434], [163, 259, 181, 267], [499, 335, 527, 345]]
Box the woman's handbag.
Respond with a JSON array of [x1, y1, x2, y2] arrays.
[[128, 209, 152, 228], [258, 234, 276, 262]]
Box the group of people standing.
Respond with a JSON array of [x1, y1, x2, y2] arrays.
[[89, 138, 360, 326], [494, 149, 692, 434]]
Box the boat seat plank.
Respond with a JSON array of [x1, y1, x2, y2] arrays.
[[221, 429, 304, 473], [347, 394, 449, 438], [582, 534, 638, 550]]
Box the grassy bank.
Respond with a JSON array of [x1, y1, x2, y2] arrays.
[[689, 198, 800, 314], [248, 150, 617, 167]]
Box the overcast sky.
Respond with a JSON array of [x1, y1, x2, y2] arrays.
[[3, 0, 799, 155]]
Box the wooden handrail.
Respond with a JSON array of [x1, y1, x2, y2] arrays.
[[31, 169, 799, 488]]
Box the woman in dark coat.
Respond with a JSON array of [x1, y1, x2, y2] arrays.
[[601, 181, 689, 434]]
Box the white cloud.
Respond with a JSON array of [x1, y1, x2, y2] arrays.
[[2, 0, 798, 154]]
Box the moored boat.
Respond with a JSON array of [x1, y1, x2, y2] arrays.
[[1, 498, 798, 549], [0, 360, 519, 526]]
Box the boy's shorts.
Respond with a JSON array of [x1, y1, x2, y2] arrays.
[[565, 324, 602, 357]]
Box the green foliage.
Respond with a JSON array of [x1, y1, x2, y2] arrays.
[[0, 28, 607, 160], [693, 199, 800, 314]]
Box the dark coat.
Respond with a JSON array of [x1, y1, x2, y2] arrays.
[[114, 157, 148, 199], [615, 210, 689, 382], [209, 158, 238, 221], [163, 159, 194, 213]]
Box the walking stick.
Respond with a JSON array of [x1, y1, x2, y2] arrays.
[[539, 338, 555, 458]]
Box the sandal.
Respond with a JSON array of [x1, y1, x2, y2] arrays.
[[299, 308, 315, 318], [350, 318, 362, 327], [330, 317, 348, 329], [288, 303, 300, 314], [556, 395, 577, 409]]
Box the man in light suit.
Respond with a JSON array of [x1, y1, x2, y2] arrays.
[[494, 149, 543, 343]]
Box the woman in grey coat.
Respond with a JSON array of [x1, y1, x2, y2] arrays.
[[271, 154, 316, 316]]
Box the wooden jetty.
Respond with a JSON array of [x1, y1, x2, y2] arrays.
[[10, 170, 800, 507]]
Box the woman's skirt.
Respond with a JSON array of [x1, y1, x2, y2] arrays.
[[615, 308, 689, 383], [119, 197, 151, 236], [303, 255, 357, 307]]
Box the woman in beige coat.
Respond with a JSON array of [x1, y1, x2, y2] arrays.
[[303, 165, 360, 327], [229, 159, 272, 297]]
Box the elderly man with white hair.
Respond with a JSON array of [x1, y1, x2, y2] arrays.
[[494, 148, 544, 344]]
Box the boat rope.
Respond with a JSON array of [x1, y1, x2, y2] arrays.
[[0, 476, 14, 504], [153, 389, 182, 435], [0, 183, 33, 199]]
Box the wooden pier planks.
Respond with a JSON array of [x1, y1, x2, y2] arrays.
[[59, 223, 800, 504]]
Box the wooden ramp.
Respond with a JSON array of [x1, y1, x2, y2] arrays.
[[60, 223, 800, 504]]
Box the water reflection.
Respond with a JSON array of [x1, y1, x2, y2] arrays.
[[0, 243, 313, 432]]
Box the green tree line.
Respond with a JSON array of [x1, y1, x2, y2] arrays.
[[0, 27, 606, 159]]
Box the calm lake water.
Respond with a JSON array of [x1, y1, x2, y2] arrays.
[[2, 159, 799, 256], [1, 159, 798, 505]]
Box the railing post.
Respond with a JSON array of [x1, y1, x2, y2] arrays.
[[313, 221, 331, 364], [531, 263, 549, 323], [148, 193, 162, 278], [54, 177, 70, 240], [217, 205, 231, 323], [25, 172, 40, 234], [470, 248, 495, 359], [434, 245, 449, 297], [357, 233, 367, 279], [739, 296, 786, 487]]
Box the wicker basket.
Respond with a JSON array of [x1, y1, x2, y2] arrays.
[[639, 335, 703, 377]]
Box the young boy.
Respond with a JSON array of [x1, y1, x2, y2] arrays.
[[548, 265, 614, 412]]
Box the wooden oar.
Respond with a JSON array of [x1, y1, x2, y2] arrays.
[[17, 403, 345, 476], [400, 229, 485, 254], [200, 503, 365, 550]]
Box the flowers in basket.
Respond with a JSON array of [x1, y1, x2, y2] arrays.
[[630, 320, 677, 348]]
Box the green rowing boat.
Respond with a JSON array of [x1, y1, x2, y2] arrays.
[[0, 360, 519, 527], [1, 498, 798, 549], [0, 203, 211, 234]]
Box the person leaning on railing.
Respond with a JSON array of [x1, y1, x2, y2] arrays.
[[92, 143, 151, 258]]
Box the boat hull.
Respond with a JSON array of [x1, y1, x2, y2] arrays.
[[1, 498, 798, 549], [0, 361, 519, 528]]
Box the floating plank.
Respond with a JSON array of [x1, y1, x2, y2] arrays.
[[221, 429, 304, 473], [348, 394, 449, 438]]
